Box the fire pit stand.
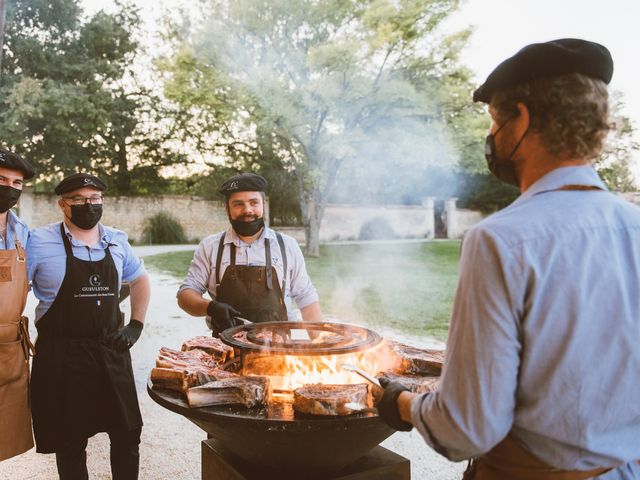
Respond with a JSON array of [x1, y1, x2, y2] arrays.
[[202, 438, 410, 480]]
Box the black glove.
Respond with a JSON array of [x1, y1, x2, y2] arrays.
[[104, 319, 144, 352], [207, 300, 241, 333], [376, 377, 413, 432]]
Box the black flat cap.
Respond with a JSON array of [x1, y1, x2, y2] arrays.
[[219, 173, 268, 195], [55, 173, 106, 195], [473, 38, 613, 103], [0, 148, 35, 180]]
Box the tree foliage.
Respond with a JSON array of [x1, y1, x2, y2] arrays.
[[159, 0, 482, 255], [0, 0, 185, 193]]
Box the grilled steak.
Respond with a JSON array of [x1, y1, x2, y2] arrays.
[[388, 341, 445, 375], [293, 383, 370, 416], [186, 376, 270, 408], [156, 347, 219, 369], [151, 344, 238, 393], [377, 372, 439, 394], [181, 336, 234, 362]]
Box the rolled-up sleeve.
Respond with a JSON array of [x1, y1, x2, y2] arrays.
[[287, 239, 319, 309], [411, 226, 523, 461], [119, 233, 146, 283], [178, 240, 212, 296]]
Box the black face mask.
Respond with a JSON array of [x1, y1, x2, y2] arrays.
[[485, 117, 528, 187], [70, 204, 103, 230], [0, 185, 21, 213], [230, 217, 265, 237]]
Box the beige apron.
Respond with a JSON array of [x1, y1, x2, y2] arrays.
[[0, 240, 35, 461], [462, 433, 611, 480]]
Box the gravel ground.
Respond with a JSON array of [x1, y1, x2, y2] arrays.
[[0, 245, 465, 479]]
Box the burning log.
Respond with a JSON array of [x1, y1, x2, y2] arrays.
[[293, 383, 371, 416], [181, 336, 235, 362], [186, 376, 271, 408]]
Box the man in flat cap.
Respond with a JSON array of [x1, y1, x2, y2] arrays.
[[27, 172, 151, 479], [0, 148, 35, 462], [377, 39, 640, 479], [177, 172, 321, 335]]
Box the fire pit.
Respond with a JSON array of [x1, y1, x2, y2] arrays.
[[147, 322, 398, 474]]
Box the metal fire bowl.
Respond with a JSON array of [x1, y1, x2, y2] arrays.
[[147, 380, 395, 473], [220, 321, 383, 356]]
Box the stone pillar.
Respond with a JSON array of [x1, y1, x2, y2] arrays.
[[17, 187, 34, 227], [445, 197, 458, 239], [421, 197, 435, 239]]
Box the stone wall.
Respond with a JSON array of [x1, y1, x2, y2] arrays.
[[319, 200, 435, 241], [18, 191, 481, 243], [19, 191, 229, 243]]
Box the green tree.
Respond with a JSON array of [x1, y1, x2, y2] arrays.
[[159, 0, 478, 255], [0, 0, 184, 193]]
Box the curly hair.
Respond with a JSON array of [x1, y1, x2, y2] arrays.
[[491, 73, 610, 160]]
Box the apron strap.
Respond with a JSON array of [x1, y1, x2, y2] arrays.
[[13, 239, 26, 263], [59, 222, 74, 257], [275, 232, 287, 302], [265, 238, 273, 290], [215, 232, 226, 287]]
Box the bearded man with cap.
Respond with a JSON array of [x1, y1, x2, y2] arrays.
[[376, 39, 640, 479], [27, 173, 151, 480], [177, 172, 321, 335], [0, 148, 36, 462]]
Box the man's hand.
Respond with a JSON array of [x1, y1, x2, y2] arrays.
[[104, 319, 144, 352], [207, 300, 241, 332], [376, 377, 413, 431]]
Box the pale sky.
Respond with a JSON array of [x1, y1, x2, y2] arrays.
[[84, 0, 640, 171]]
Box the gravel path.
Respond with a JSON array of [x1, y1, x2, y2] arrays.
[[0, 254, 466, 479]]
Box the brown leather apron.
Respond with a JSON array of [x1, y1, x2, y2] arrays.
[[462, 434, 611, 480], [0, 239, 35, 461]]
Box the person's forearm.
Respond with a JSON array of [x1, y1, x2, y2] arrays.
[[177, 288, 210, 316], [129, 274, 151, 323], [300, 302, 322, 321], [398, 391, 417, 423]]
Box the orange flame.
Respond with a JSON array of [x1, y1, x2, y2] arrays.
[[243, 341, 397, 391]]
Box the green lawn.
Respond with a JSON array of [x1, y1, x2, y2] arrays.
[[144, 240, 461, 341]]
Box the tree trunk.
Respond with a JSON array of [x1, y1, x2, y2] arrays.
[[305, 198, 322, 257], [0, 0, 7, 75], [115, 140, 131, 193]]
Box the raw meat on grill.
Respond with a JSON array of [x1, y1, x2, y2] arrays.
[[293, 383, 371, 416], [387, 341, 445, 375], [377, 372, 439, 394], [186, 376, 271, 408], [150, 366, 239, 393], [181, 336, 235, 363], [156, 347, 219, 369]]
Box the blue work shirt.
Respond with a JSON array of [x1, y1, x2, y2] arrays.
[[412, 166, 640, 479], [1, 209, 29, 249], [28, 221, 146, 322]]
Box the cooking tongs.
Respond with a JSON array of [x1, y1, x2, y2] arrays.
[[341, 363, 381, 388]]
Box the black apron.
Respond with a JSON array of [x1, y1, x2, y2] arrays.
[[213, 232, 288, 334], [31, 224, 142, 453]]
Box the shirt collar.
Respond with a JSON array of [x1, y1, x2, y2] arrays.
[[513, 165, 607, 206], [62, 221, 114, 247], [7, 209, 26, 230], [224, 225, 274, 245]]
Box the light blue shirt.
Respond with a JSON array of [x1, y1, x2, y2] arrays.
[[28, 222, 146, 322], [412, 166, 640, 479], [178, 226, 319, 321], [1, 209, 29, 249]]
